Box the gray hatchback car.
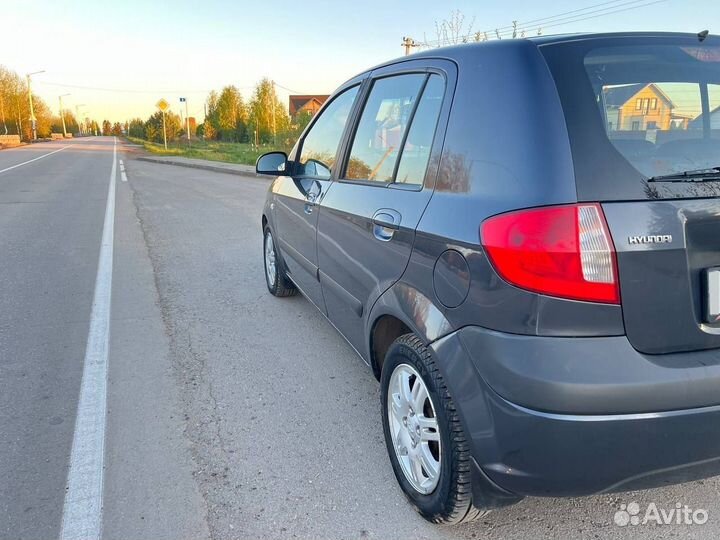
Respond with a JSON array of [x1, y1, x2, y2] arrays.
[[258, 32, 720, 524]]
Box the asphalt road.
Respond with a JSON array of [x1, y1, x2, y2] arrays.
[[2, 136, 720, 539]]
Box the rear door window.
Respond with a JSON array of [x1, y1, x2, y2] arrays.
[[344, 73, 445, 185], [395, 75, 445, 185], [345, 74, 426, 182]]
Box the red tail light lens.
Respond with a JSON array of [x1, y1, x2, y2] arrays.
[[480, 204, 620, 304]]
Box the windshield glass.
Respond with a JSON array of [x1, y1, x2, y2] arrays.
[[542, 38, 720, 200], [587, 46, 720, 179]]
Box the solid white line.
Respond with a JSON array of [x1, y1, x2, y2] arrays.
[[60, 136, 117, 540], [119, 159, 127, 182], [0, 144, 72, 175]]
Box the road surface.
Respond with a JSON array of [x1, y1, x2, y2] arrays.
[[1, 137, 718, 539]]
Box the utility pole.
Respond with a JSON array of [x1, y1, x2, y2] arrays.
[[59, 93, 70, 137], [162, 110, 167, 150], [203, 102, 207, 141], [180, 97, 190, 147], [26, 70, 45, 141], [401, 36, 417, 56], [271, 80, 277, 146]]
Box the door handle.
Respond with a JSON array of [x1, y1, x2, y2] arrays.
[[372, 209, 401, 241]]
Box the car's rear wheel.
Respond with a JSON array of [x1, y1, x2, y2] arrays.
[[263, 226, 296, 297], [381, 334, 488, 524]]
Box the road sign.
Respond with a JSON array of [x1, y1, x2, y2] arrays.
[[179, 97, 186, 103], [156, 98, 169, 112]]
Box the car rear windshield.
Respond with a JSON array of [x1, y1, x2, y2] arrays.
[[541, 36, 720, 200]]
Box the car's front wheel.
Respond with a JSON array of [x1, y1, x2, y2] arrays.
[[381, 334, 488, 524], [263, 226, 296, 297]]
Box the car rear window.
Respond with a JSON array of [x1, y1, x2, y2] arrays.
[[541, 37, 720, 200]]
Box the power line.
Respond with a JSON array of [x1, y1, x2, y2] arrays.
[[35, 81, 217, 94], [273, 82, 306, 95], [481, 0, 648, 34], [421, 0, 649, 44], [494, 0, 667, 37], [419, 0, 666, 46], [35, 79, 307, 97]]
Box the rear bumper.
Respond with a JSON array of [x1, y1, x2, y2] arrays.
[[430, 326, 720, 497]]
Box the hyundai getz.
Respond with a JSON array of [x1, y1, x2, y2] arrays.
[[257, 32, 720, 524]]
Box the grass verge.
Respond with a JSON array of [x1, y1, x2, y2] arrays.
[[127, 137, 285, 166]]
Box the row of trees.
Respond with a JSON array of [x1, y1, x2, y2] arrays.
[[1, 65, 100, 140], [1, 65, 53, 139], [200, 78, 295, 145], [130, 77, 312, 148]]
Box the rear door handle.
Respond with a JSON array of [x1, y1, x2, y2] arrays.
[[372, 209, 401, 241]]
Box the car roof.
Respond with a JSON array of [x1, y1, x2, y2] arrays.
[[342, 31, 717, 92], [362, 31, 716, 72]]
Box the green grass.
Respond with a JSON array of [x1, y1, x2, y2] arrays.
[[127, 137, 285, 166]]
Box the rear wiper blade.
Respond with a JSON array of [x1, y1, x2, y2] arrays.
[[648, 167, 720, 183]]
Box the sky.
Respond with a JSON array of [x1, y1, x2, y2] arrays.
[[3, 0, 720, 123]]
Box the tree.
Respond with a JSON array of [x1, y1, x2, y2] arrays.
[[0, 64, 53, 140], [215, 85, 248, 142], [143, 110, 182, 143], [128, 118, 144, 138], [31, 99, 53, 138], [51, 110, 78, 135], [102, 120, 112, 136], [294, 109, 313, 132], [111, 122, 122, 136], [420, 10, 491, 48], [203, 90, 219, 140], [248, 78, 290, 145]]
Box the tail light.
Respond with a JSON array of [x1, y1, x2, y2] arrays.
[[480, 204, 620, 304]]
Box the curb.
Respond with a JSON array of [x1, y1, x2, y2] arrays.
[[136, 156, 258, 177]]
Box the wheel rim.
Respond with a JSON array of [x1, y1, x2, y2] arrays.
[[387, 363, 442, 494], [264, 231, 277, 287]]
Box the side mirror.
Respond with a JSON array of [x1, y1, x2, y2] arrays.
[[256, 152, 288, 175]]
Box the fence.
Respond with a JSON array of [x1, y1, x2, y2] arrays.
[[0, 134, 21, 148]]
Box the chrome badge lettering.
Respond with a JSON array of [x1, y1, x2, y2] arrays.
[[628, 234, 673, 245]]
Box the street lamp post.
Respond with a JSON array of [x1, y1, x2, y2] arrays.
[[59, 93, 71, 137], [26, 70, 45, 141]]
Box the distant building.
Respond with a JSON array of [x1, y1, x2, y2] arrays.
[[603, 83, 684, 131], [689, 105, 720, 130], [289, 95, 329, 118]]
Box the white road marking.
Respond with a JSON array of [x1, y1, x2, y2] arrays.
[[119, 159, 127, 182], [0, 144, 72, 175], [60, 137, 117, 540]]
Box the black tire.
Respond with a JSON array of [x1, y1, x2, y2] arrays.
[[263, 226, 297, 297], [381, 334, 488, 524]]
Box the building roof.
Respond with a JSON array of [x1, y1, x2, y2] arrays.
[[289, 95, 329, 116], [603, 83, 675, 109], [603, 84, 645, 107], [689, 104, 720, 127]]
